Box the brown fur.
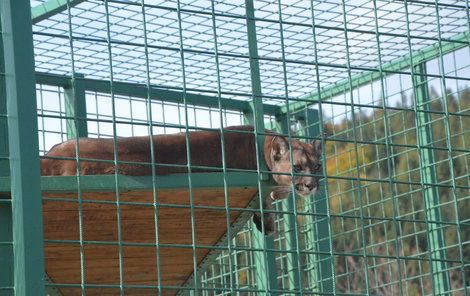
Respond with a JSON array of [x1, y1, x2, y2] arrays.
[[40, 125, 322, 235]]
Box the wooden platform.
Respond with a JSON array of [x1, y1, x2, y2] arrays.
[[0, 173, 267, 296]]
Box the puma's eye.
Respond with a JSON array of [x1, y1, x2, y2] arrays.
[[293, 165, 302, 173], [314, 164, 322, 171]]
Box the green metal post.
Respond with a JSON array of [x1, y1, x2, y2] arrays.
[[64, 74, 88, 139], [295, 109, 334, 293], [251, 230, 278, 294], [274, 114, 300, 293], [0, 23, 7, 177], [0, 204, 13, 296], [1, 0, 45, 295], [0, 20, 13, 296], [244, 0, 278, 294], [413, 63, 451, 293]]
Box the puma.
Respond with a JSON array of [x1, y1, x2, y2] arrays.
[[40, 125, 322, 235]]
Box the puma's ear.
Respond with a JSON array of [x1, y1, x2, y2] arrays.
[[271, 136, 289, 161], [311, 139, 322, 157]]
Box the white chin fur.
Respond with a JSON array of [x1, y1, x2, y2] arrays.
[[270, 187, 317, 200]]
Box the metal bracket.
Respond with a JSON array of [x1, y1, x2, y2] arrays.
[[176, 190, 264, 295], [45, 273, 63, 296]]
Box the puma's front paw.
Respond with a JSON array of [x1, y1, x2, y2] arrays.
[[253, 213, 276, 236]]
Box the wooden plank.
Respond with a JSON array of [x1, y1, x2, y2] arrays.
[[42, 187, 259, 295]]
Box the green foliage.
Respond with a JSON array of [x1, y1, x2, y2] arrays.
[[325, 88, 470, 294]]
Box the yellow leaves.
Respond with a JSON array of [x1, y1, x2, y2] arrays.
[[325, 142, 370, 178], [325, 141, 371, 213]]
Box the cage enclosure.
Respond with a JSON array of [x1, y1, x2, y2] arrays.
[[0, 0, 469, 295]]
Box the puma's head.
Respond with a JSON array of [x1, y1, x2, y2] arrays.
[[265, 136, 323, 200]]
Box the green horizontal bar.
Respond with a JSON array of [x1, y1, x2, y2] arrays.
[[35, 72, 282, 115], [31, 0, 86, 25], [0, 172, 271, 194], [282, 31, 469, 114]]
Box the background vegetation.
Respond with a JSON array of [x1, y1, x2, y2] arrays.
[[322, 87, 469, 294]]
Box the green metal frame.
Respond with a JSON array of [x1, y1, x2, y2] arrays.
[[30, 35, 468, 296], [30, 34, 468, 296], [36, 72, 282, 116], [0, 0, 465, 294], [295, 109, 335, 293], [31, 0, 86, 25], [282, 31, 469, 114], [412, 62, 451, 293], [64, 73, 88, 139], [0, 203, 13, 296], [244, 0, 279, 294], [274, 114, 301, 293], [0, 172, 268, 194], [0, 16, 12, 296], [0, 26, 7, 178], [1, 0, 45, 295]]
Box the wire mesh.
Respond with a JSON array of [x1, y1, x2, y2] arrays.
[[0, 0, 469, 295], [31, 1, 468, 101]]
